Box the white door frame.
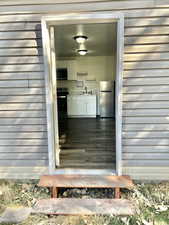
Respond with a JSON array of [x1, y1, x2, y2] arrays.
[[41, 12, 124, 176]]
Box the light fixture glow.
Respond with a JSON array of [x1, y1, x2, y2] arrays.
[[77, 49, 88, 56], [74, 35, 88, 44]]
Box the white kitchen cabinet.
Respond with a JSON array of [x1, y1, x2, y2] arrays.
[[67, 96, 86, 116], [67, 95, 96, 117], [67, 97, 78, 115], [67, 60, 77, 80], [86, 97, 96, 116], [57, 60, 77, 80]]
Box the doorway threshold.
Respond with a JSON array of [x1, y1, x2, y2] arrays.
[[51, 168, 116, 176]]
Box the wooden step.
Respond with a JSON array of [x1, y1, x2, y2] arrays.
[[38, 175, 134, 189], [32, 198, 136, 215]]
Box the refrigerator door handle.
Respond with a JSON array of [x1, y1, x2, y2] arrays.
[[100, 90, 112, 93]]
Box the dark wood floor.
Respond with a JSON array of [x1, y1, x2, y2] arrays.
[[58, 118, 116, 169]]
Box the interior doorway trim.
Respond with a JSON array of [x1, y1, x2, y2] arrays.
[[41, 12, 124, 176]]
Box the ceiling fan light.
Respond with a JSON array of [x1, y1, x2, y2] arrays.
[[77, 49, 88, 56], [74, 35, 88, 44]]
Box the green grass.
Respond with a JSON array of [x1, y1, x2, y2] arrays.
[[0, 180, 169, 225]]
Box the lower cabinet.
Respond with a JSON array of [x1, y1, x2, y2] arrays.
[[67, 95, 96, 117], [86, 98, 96, 116]]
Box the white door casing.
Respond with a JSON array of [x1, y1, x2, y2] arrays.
[[41, 12, 124, 175], [50, 26, 60, 167]]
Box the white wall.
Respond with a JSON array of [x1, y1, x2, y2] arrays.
[[57, 55, 116, 91], [76, 55, 116, 81]]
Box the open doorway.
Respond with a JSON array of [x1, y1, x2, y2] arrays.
[[55, 23, 117, 170], [42, 12, 123, 175]]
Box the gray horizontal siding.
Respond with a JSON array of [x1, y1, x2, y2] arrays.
[[123, 109, 169, 116], [0, 125, 46, 132], [0, 10, 47, 173], [0, 160, 48, 167], [123, 124, 169, 131], [0, 0, 169, 179], [123, 85, 169, 94], [0, 1, 155, 14], [123, 6, 169, 173]]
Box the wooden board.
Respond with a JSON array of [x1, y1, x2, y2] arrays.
[[0, 80, 28, 88], [123, 116, 169, 124], [0, 166, 48, 179], [29, 80, 45, 88], [0, 96, 45, 103], [0, 111, 46, 118], [0, 103, 44, 110], [0, 125, 46, 132], [125, 18, 169, 27], [123, 145, 169, 153], [123, 160, 169, 167], [124, 68, 169, 77], [125, 44, 169, 53], [0, 88, 44, 95], [0, 14, 41, 22], [124, 61, 169, 70], [125, 27, 169, 36], [124, 8, 169, 18], [123, 77, 169, 86], [0, 39, 42, 48], [0, 48, 43, 56], [0, 31, 41, 39], [123, 109, 169, 116], [0, 118, 46, 125], [0, 3, 166, 18], [0, 146, 48, 153], [0, 159, 48, 167], [123, 166, 169, 180], [38, 175, 134, 188], [0, 139, 47, 146], [0, 64, 43, 72], [123, 124, 169, 131], [123, 93, 169, 101], [0, 0, 153, 6], [123, 101, 169, 109], [0, 22, 41, 31], [0, 132, 47, 139], [0, 1, 154, 14], [125, 35, 169, 45], [123, 153, 169, 160], [0, 56, 43, 64], [32, 198, 136, 215], [0, 73, 44, 80], [123, 85, 169, 94], [123, 138, 169, 146], [0, 153, 48, 160]]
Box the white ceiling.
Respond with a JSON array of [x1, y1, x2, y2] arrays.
[[54, 23, 117, 58]]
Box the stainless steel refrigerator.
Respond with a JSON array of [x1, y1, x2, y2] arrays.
[[99, 81, 115, 118]]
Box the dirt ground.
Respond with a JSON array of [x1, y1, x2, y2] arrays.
[[0, 180, 169, 225]]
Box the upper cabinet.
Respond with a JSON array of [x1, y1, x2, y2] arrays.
[[57, 60, 77, 80], [67, 60, 77, 80]]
